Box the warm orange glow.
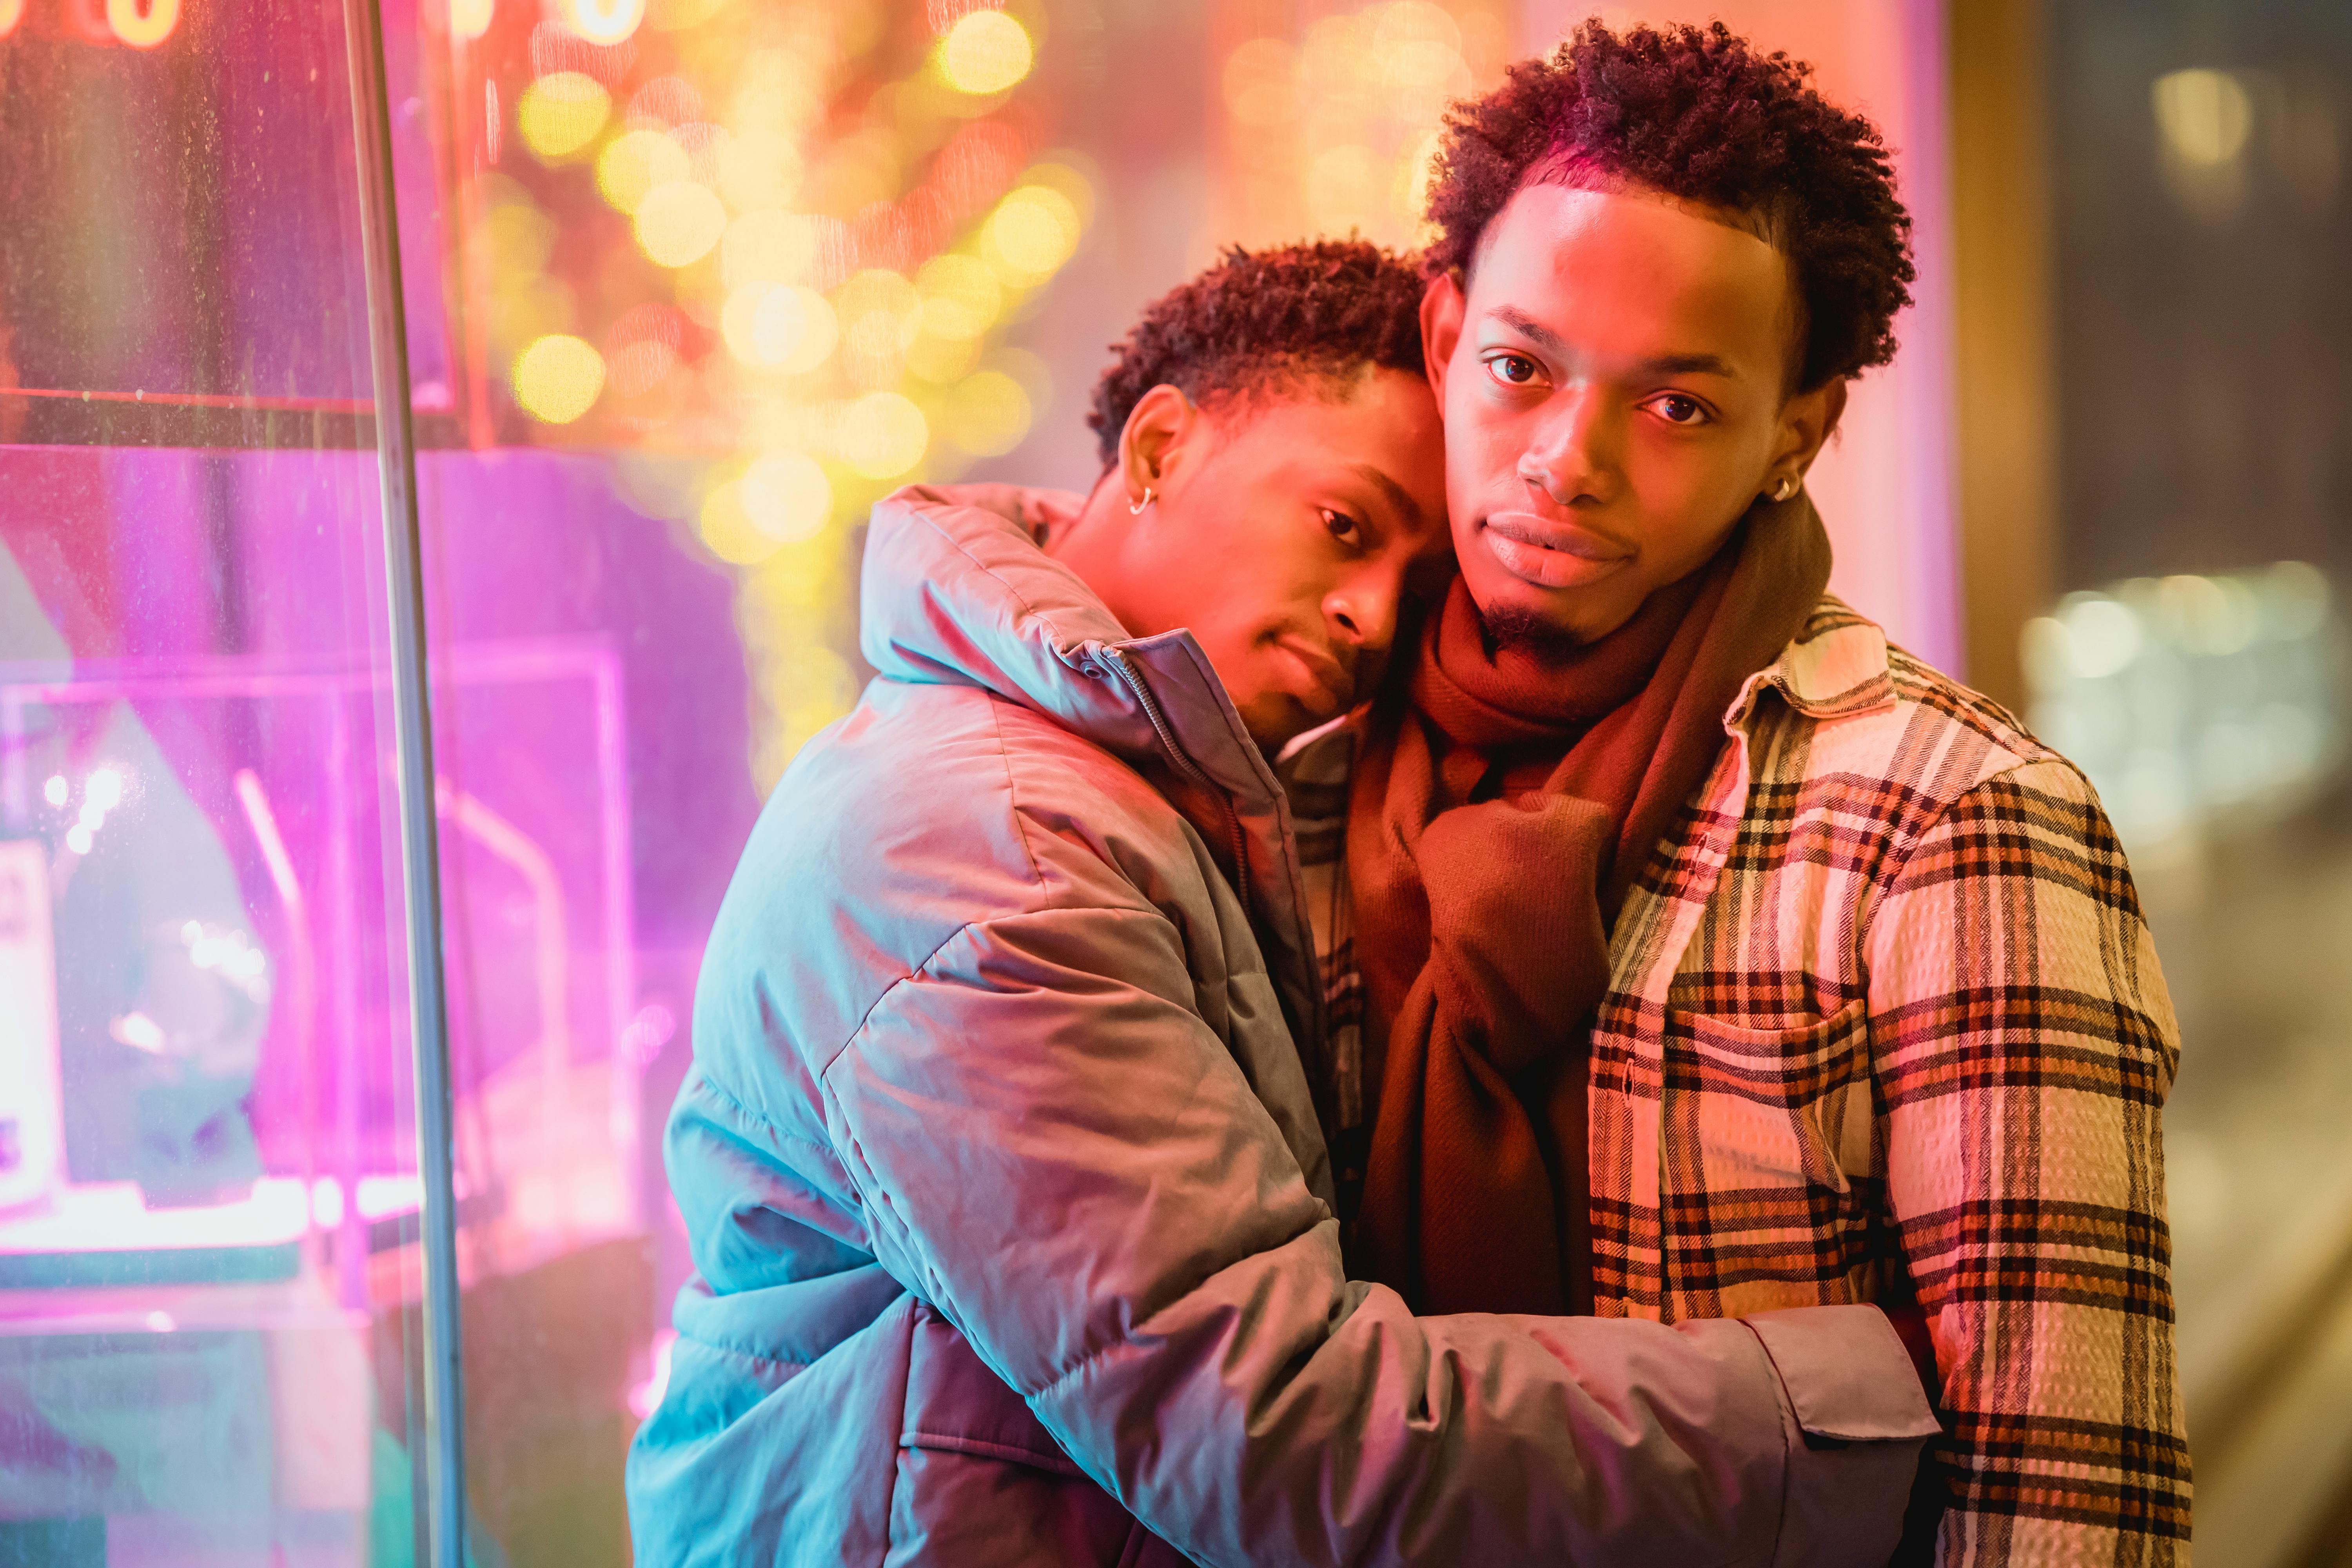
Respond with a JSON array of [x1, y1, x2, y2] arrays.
[[0, 0, 26, 39], [105, 0, 179, 48]]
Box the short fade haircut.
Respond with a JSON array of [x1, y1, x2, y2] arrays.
[[1423, 18, 1915, 391], [1087, 238, 1426, 466]]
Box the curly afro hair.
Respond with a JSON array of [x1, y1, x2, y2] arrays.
[[1087, 238, 1425, 466], [1424, 18, 1915, 390]]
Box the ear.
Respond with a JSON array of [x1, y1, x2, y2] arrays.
[[1116, 383, 1200, 510], [1767, 376, 1849, 496], [1419, 274, 1465, 403]]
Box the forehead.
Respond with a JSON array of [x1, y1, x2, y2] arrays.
[[1209, 370, 1445, 510], [1466, 183, 1795, 372]]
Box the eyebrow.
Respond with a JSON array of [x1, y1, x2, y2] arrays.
[[1485, 306, 1741, 380], [1349, 462, 1425, 530]]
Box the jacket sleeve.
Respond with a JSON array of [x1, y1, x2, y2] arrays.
[[1866, 758, 2192, 1565], [820, 897, 1938, 1567]]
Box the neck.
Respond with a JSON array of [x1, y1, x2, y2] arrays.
[[1040, 471, 1143, 632]]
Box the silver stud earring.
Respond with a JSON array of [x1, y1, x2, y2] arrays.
[[1128, 487, 1154, 515], [1772, 476, 1797, 502]]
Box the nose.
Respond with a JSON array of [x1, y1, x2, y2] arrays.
[[1517, 385, 1618, 507], [1325, 568, 1402, 675]]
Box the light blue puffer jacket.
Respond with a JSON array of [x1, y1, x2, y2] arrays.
[[624, 484, 1939, 1567]]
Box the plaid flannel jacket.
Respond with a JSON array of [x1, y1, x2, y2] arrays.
[[1287, 597, 2190, 1567]]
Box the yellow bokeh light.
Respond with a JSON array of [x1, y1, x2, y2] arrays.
[[1396, 129, 1444, 228], [916, 254, 1001, 341], [740, 452, 833, 544], [597, 129, 691, 214], [720, 283, 837, 374], [518, 73, 612, 160], [0, 0, 24, 38], [634, 180, 728, 267], [938, 11, 1033, 96], [981, 186, 1082, 285], [720, 209, 817, 287], [448, 0, 492, 40], [698, 482, 782, 566], [941, 370, 1032, 457], [839, 392, 928, 479], [834, 270, 922, 346], [2154, 69, 2253, 167], [512, 335, 606, 424], [717, 131, 804, 212], [906, 331, 982, 385], [560, 0, 643, 45], [106, 0, 178, 48]]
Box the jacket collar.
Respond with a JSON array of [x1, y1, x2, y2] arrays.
[[859, 483, 1287, 810], [1723, 595, 1898, 733]]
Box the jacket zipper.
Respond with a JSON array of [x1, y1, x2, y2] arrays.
[[1104, 647, 1252, 918]]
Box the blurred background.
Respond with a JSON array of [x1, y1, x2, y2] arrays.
[[0, 0, 2344, 1562]]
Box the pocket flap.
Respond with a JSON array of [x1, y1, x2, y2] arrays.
[[901, 1305, 1086, 1477]]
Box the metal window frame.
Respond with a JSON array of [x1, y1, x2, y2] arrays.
[[340, 0, 470, 1563]]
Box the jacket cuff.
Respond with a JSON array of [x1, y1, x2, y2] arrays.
[[1741, 1305, 1942, 1568]]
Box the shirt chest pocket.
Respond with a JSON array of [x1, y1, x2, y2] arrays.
[[1662, 1000, 1874, 1194]]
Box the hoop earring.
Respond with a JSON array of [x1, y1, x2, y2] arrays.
[[1128, 487, 1154, 516]]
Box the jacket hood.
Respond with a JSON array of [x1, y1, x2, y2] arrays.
[[859, 483, 1280, 807], [858, 483, 1330, 1104]]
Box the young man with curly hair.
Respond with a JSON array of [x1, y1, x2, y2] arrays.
[[1289, 19, 2190, 1566], [628, 238, 1942, 1566]]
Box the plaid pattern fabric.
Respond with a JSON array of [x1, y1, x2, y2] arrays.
[[1285, 597, 2190, 1567]]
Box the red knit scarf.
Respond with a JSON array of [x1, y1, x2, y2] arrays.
[[1345, 494, 1832, 1315]]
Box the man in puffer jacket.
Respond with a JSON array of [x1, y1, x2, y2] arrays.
[[626, 242, 1939, 1567]]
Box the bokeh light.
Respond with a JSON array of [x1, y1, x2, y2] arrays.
[[938, 11, 1033, 96], [449, 0, 492, 41], [940, 369, 1031, 456], [634, 180, 728, 267], [717, 130, 804, 212], [721, 283, 837, 374], [720, 209, 817, 287], [697, 482, 781, 566], [0, 0, 24, 39], [915, 254, 1001, 341], [518, 73, 613, 160], [597, 129, 691, 213], [512, 334, 607, 424], [2154, 69, 2254, 167], [839, 392, 928, 479], [740, 452, 833, 543], [106, 0, 179, 48], [981, 186, 1081, 285], [561, 0, 644, 46], [835, 270, 923, 389]]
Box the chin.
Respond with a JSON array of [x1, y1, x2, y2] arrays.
[[1464, 570, 1617, 652]]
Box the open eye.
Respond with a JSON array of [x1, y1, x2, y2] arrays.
[[1483, 352, 1542, 388], [1319, 507, 1363, 545], [1646, 392, 1712, 426]]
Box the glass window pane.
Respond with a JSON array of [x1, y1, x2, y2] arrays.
[[0, 4, 438, 1563]]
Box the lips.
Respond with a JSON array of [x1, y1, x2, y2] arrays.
[[1278, 636, 1354, 711], [1480, 510, 1636, 590]]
